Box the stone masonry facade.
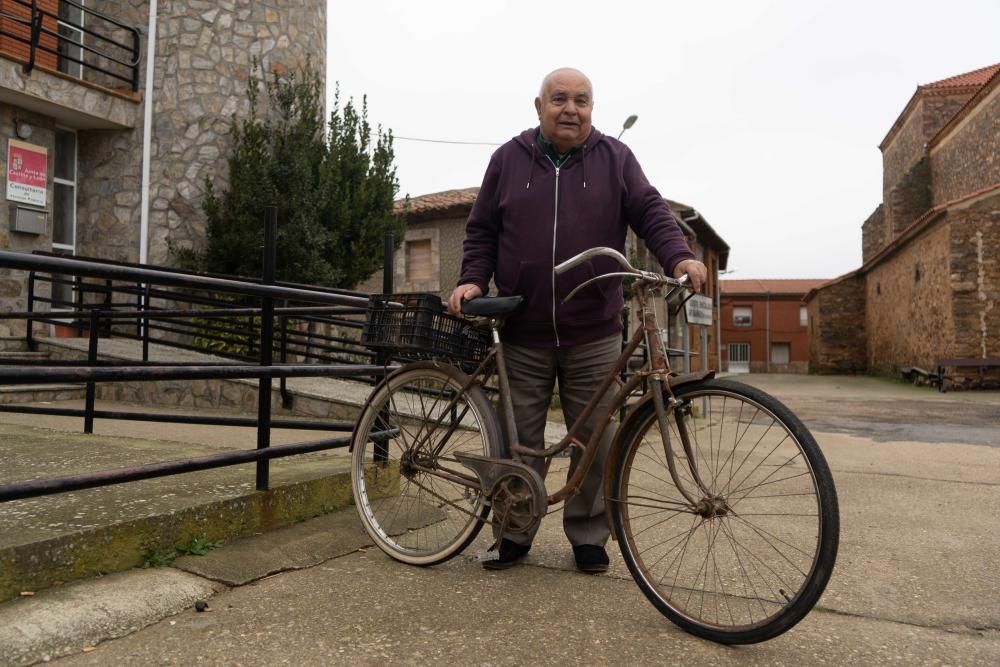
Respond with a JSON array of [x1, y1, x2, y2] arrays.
[[1, 1, 326, 332], [806, 274, 866, 374], [809, 64, 1000, 375], [930, 82, 1000, 204], [146, 0, 327, 266], [948, 198, 1000, 360]]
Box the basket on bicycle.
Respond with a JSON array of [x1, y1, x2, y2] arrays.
[[362, 293, 491, 365]]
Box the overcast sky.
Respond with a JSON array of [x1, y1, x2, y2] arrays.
[[327, 0, 1000, 280]]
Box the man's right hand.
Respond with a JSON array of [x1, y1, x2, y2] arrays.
[[448, 284, 483, 316]]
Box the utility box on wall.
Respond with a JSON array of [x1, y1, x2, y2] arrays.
[[9, 205, 47, 235]]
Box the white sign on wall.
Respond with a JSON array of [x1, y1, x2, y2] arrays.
[[684, 294, 714, 326], [6, 139, 48, 207]]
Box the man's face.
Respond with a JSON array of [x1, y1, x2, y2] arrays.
[[535, 70, 593, 153]]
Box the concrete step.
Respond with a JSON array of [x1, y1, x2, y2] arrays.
[[0, 351, 51, 362], [0, 336, 28, 353], [0, 384, 88, 404], [0, 418, 356, 604]]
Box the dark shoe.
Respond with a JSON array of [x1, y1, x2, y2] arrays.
[[573, 544, 609, 573], [482, 539, 531, 570]]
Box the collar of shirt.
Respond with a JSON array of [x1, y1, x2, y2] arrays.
[[536, 129, 579, 168]]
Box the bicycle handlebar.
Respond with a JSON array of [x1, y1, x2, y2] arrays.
[[554, 247, 688, 303]]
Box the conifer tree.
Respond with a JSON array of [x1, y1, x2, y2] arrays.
[[202, 63, 402, 288]]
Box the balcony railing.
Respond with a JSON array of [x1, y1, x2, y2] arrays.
[[0, 0, 141, 92]]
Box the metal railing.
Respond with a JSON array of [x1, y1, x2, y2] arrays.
[[0, 0, 141, 91], [0, 209, 396, 502]]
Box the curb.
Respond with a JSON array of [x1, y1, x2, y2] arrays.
[[0, 468, 355, 604]]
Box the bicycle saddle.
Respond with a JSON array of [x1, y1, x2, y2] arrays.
[[462, 295, 524, 317]]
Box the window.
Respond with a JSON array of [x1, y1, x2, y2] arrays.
[[57, 1, 85, 78], [771, 342, 790, 365], [52, 128, 77, 309], [800, 305, 808, 327], [733, 306, 752, 327], [405, 239, 432, 282]]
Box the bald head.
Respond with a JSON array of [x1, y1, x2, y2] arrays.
[[538, 68, 593, 101], [535, 68, 594, 153]]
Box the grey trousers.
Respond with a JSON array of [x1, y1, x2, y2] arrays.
[[499, 334, 621, 548]]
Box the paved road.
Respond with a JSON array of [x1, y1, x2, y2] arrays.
[[2, 374, 998, 666]]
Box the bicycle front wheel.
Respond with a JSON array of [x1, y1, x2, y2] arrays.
[[351, 362, 502, 566], [611, 378, 839, 644]]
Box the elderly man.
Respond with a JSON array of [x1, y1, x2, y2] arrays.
[[449, 67, 707, 572]]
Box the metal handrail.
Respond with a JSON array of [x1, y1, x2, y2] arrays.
[[0, 210, 398, 503], [1, 0, 141, 90]]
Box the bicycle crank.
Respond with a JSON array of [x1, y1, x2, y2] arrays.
[[453, 452, 547, 534]]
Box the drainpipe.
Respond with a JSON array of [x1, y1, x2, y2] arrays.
[[765, 291, 771, 373], [715, 268, 722, 372], [139, 0, 158, 265]]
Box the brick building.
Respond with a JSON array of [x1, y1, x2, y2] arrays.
[[1, 1, 325, 334], [361, 189, 730, 371], [806, 63, 1000, 374], [720, 279, 826, 373]]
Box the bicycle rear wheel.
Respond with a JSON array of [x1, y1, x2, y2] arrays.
[[351, 362, 501, 566], [611, 378, 839, 644]]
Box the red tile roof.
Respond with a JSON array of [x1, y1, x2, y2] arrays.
[[394, 187, 479, 216], [721, 279, 828, 296], [923, 63, 1000, 91], [881, 63, 1000, 150]]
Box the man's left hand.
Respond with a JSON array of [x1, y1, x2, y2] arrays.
[[673, 259, 708, 292]]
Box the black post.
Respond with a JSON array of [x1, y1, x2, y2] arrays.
[[256, 207, 277, 491], [23, 1, 40, 75], [142, 283, 151, 362], [131, 31, 140, 92], [382, 233, 394, 295], [279, 299, 292, 409], [84, 309, 99, 434], [102, 279, 113, 335], [26, 271, 36, 352], [374, 233, 394, 463]]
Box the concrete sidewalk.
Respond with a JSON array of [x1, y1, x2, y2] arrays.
[[1, 374, 998, 665]]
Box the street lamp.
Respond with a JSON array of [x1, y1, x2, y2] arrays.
[[617, 114, 638, 140]]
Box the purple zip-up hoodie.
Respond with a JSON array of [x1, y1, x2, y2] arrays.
[[458, 126, 695, 348]]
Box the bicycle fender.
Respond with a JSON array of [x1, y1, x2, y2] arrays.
[[601, 370, 714, 538]]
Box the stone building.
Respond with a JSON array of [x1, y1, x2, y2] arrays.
[[806, 63, 1000, 374], [361, 188, 731, 372], [0, 1, 325, 333], [719, 279, 825, 374]]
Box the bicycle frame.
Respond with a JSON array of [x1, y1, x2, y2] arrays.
[[405, 275, 715, 517]]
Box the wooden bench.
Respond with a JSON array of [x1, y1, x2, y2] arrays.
[[935, 357, 1000, 392]]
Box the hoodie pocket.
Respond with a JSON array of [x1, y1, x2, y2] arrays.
[[499, 260, 549, 322]]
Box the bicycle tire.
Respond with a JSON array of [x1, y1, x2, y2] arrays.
[[351, 361, 502, 566], [610, 378, 839, 644]]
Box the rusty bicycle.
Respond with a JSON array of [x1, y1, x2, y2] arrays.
[[350, 247, 839, 644]]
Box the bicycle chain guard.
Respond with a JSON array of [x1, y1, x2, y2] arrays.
[[453, 452, 547, 534]]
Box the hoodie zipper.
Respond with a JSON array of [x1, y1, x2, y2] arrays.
[[550, 162, 561, 347]]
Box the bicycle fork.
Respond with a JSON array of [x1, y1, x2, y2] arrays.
[[650, 377, 728, 517]]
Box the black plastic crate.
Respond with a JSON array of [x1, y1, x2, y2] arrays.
[[362, 293, 491, 364]]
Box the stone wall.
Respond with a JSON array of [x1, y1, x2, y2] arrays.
[[948, 195, 1000, 359], [358, 215, 467, 301], [861, 205, 886, 264], [146, 0, 327, 266], [930, 82, 1000, 205], [806, 275, 866, 374], [865, 221, 954, 372], [882, 98, 926, 199], [886, 157, 932, 237], [75, 128, 144, 262], [0, 104, 56, 335], [881, 92, 973, 207]]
